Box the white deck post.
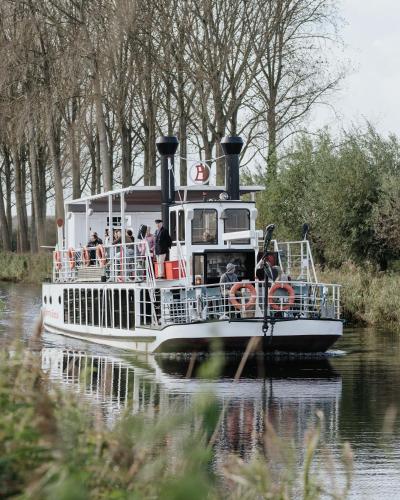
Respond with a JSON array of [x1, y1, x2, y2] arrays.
[[85, 200, 89, 242], [108, 194, 113, 241]]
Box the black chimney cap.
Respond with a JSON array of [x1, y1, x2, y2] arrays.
[[156, 136, 179, 156], [221, 136, 244, 155]]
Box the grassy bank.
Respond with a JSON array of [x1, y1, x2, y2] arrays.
[[0, 343, 353, 499], [0, 251, 51, 284], [321, 263, 400, 327]]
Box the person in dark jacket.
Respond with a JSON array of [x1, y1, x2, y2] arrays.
[[87, 232, 103, 265], [154, 219, 172, 278]]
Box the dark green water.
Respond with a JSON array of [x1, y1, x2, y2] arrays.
[[1, 282, 399, 499]]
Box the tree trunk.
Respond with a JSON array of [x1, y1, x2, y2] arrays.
[[121, 121, 131, 187], [178, 113, 187, 185], [70, 97, 80, 199], [93, 73, 112, 191], [28, 120, 45, 249], [266, 99, 278, 180], [12, 146, 29, 252], [0, 167, 11, 251], [47, 109, 65, 222], [3, 146, 13, 245], [95, 132, 102, 193], [37, 142, 47, 232], [30, 189, 38, 253]]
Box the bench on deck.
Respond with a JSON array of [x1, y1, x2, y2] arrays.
[[76, 266, 106, 282]]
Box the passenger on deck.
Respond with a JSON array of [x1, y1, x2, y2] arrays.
[[113, 229, 121, 245], [139, 226, 155, 257], [104, 228, 111, 246], [154, 219, 172, 279], [219, 263, 239, 319], [220, 263, 238, 291], [87, 232, 103, 265]]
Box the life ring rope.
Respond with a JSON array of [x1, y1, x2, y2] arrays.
[[269, 282, 295, 311], [228, 283, 257, 311]]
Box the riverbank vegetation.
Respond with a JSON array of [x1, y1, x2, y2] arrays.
[[0, 251, 51, 284], [0, 342, 353, 499]]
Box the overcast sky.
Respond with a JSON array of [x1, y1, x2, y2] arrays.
[[312, 0, 400, 136]]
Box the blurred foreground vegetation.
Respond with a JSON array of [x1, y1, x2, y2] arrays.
[[0, 343, 353, 499]]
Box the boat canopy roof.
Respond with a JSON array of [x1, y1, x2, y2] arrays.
[[66, 185, 265, 213]]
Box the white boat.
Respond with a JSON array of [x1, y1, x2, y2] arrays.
[[42, 136, 342, 353]]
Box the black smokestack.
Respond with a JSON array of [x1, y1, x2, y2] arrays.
[[156, 136, 179, 231], [220, 136, 244, 200]]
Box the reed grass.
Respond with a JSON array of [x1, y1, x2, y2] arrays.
[[321, 262, 400, 327], [0, 339, 354, 499], [0, 251, 51, 284]]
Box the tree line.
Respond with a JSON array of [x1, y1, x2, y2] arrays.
[[0, 0, 341, 252], [253, 125, 400, 269]]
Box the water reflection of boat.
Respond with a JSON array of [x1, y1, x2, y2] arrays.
[[41, 348, 341, 456]]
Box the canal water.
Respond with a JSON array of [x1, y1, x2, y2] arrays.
[[1, 282, 399, 499]]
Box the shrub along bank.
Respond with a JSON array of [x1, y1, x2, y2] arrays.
[[320, 263, 400, 327], [0, 251, 52, 283]]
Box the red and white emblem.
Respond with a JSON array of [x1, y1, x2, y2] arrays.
[[190, 162, 210, 184]]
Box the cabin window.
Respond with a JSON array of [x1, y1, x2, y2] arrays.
[[128, 289, 135, 329], [93, 289, 99, 326], [69, 289, 74, 323], [63, 290, 68, 322], [87, 289, 93, 325], [170, 211, 177, 242], [178, 210, 185, 242], [114, 290, 120, 328], [99, 289, 105, 327], [74, 289, 80, 324], [121, 290, 127, 329], [106, 289, 112, 328], [80, 289, 86, 325], [204, 251, 255, 284], [192, 209, 218, 245], [223, 209, 250, 244]]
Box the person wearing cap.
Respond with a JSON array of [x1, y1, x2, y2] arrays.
[[220, 263, 239, 289], [219, 263, 239, 319], [154, 219, 172, 278]]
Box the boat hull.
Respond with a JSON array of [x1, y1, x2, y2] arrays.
[[43, 318, 342, 354]]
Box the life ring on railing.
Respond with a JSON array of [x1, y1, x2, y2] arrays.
[[269, 283, 295, 311], [54, 251, 62, 271], [229, 283, 257, 311], [82, 246, 90, 267], [67, 247, 76, 270], [96, 244, 107, 267]]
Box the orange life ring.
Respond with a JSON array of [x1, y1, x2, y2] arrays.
[[269, 283, 295, 311], [96, 244, 107, 267], [82, 246, 90, 267], [229, 283, 257, 311], [67, 247, 76, 270], [54, 250, 62, 271]]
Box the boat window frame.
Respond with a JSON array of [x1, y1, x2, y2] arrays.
[[223, 208, 250, 244], [191, 208, 218, 245]]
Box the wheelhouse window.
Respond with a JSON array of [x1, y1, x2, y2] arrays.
[[178, 210, 185, 242], [223, 209, 250, 244], [192, 209, 218, 245], [170, 211, 177, 242]]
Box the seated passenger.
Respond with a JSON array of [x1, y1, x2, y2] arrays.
[[87, 232, 103, 265]]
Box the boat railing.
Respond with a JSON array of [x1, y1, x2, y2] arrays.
[[157, 280, 341, 327], [52, 242, 156, 285], [257, 239, 318, 283]]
